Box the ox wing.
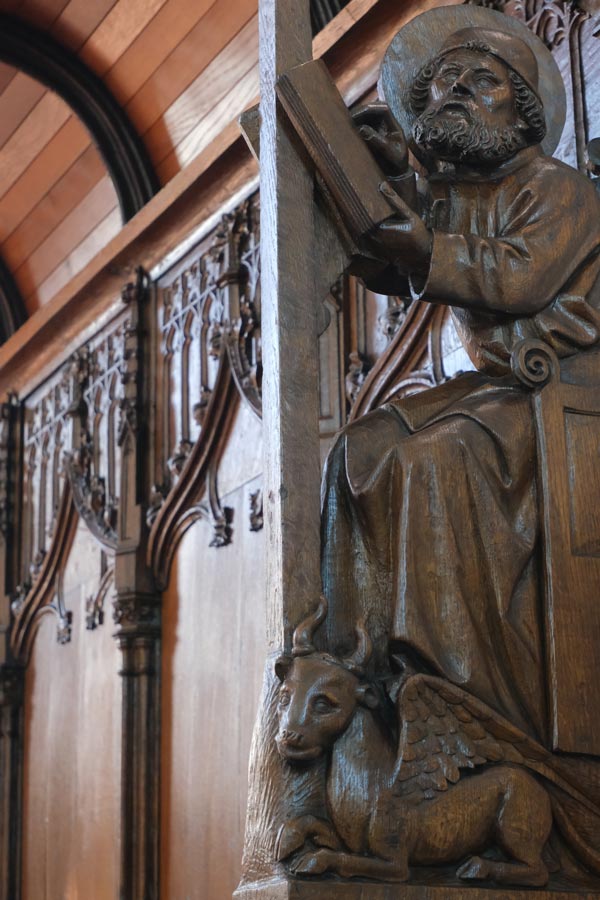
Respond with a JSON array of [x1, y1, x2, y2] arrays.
[[392, 674, 600, 816]]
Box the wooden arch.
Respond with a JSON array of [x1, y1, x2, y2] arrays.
[[0, 14, 160, 224]]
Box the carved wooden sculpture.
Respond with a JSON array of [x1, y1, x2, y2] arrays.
[[275, 599, 600, 886], [240, 2, 600, 894]]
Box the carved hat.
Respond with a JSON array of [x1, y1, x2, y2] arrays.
[[379, 5, 566, 160]]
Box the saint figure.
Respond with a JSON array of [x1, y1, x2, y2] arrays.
[[321, 7, 600, 755]]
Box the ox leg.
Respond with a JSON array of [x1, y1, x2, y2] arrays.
[[457, 769, 551, 887], [288, 848, 409, 881]]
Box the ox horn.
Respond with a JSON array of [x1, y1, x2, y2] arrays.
[[292, 595, 328, 656], [342, 619, 372, 672]]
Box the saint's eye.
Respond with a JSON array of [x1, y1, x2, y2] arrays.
[[474, 71, 500, 87], [438, 67, 461, 82], [313, 694, 338, 713], [279, 691, 291, 707]]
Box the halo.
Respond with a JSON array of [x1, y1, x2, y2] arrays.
[[378, 5, 566, 163]]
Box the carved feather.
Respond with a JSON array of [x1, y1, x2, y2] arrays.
[[393, 674, 600, 816]]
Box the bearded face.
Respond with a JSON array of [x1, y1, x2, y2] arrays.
[[412, 47, 530, 165], [413, 106, 528, 165]]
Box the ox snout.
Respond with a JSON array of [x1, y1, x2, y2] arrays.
[[276, 728, 322, 763]]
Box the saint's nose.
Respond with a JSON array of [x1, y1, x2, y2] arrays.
[[451, 73, 473, 97]]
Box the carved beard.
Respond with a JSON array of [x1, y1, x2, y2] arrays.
[[413, 106, 528, 165]]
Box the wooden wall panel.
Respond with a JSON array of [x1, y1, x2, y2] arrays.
[[161, 408, 265, 900], [21, 525, 121, 900]]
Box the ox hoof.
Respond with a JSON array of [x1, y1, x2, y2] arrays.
[[457, 856, 491, 881]]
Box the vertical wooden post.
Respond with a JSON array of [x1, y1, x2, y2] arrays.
[[0, 666, 23, 900], [237, 0, 325, 895], [0, 398, 22, 900], [113, 272, 161, 900], [261, 0, 322, 645]]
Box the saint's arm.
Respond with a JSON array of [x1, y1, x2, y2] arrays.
[[421, 173, 600, 315]]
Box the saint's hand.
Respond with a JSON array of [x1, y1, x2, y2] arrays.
[[352, 102, 409, 178], [364, 182, 432, 275]]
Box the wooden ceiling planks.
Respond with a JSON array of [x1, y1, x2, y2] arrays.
[[0, 0, 265, 313], [0, 62, 16, 92], [50, 0, 119, 51], [145, 15, 259, 171], [15, 175, 118, 304], [0, 91, 72, 199], [78, 0, 169, 76], [0, 116, 90, 246], [0, 72, 45, 149], [2, 145, 105, 272], [35, 206, 121, 308], [103, 0, 218, 105]]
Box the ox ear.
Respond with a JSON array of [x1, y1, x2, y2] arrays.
[[274, 655, 292, 682], [356, 683, 379, 709]]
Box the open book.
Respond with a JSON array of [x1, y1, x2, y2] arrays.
[[276, 59, 394, 244]]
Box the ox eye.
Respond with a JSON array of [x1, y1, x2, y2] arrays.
[[313, 694, 338, 713], [278, 691, 291, 707]]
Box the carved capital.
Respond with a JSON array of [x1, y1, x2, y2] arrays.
[[113, 590, 160, 633]]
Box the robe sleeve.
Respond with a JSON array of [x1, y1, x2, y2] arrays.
[[421, 170, 600, 315], [348, 167, 418, 297]]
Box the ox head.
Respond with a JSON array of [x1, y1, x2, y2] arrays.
[[274, 597, 379, 763]]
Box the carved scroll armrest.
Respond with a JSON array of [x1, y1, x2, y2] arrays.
[[510, 339, 560, 390]]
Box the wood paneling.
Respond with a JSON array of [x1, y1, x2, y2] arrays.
[[0, 62, 16, 93], [148, 19, 258, 172], [21, 525, 121, 900], [78, 0, 169, 76], [161, 454, 265, 900], [0, 0, 378, 310]]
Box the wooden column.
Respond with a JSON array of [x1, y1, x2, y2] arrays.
[[0, 665, 23, 900], [0, 398, 22, 900], [237, 0, 325, 894], [113, 273, 161, 900]]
